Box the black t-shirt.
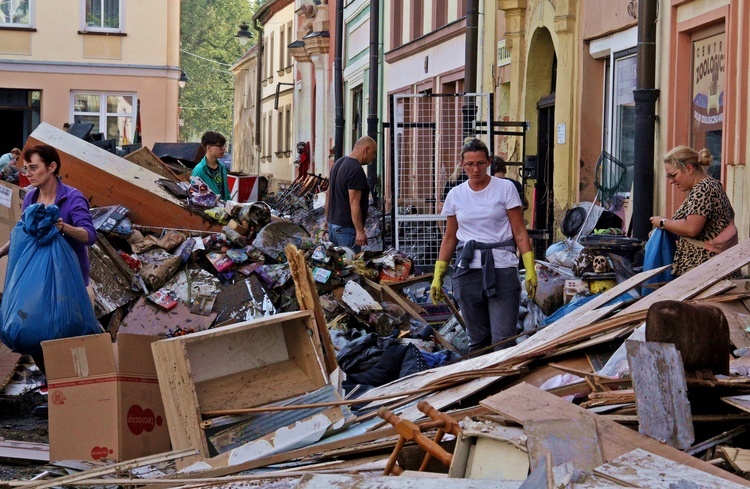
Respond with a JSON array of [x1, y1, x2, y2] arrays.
[[327, 156, 369, 227], [503, 177, 524, 202]]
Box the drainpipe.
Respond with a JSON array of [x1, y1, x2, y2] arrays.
[[366, 0, 380, 202], [631, 0, 659, 240], [462, 0, 479, 137], [334, 0, 345, 162], [254, 20, 264, 177]]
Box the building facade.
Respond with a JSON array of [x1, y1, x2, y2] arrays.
[[0, 0, 181, 151], [230, 45, 259, 175]]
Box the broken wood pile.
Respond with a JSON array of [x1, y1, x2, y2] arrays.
[[4, 223, 750, 486], [5, 124, 750, 486]]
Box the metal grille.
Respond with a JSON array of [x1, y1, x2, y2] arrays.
[[391, 93, 492, 267]]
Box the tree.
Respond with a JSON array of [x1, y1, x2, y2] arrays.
[[179, 0, 256, 144]]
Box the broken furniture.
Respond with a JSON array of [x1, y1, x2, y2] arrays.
[[26, 123, 220, 231], [151, 311, 329, 467]]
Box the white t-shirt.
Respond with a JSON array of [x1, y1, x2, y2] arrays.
[[442, 176, 523, 269]]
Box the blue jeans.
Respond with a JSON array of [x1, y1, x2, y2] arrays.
[[329, 223, 360, 252]]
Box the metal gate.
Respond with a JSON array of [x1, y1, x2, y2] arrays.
[[390, 93, 492, 267]]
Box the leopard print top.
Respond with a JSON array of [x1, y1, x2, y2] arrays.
[[672, 177, 734, 276]]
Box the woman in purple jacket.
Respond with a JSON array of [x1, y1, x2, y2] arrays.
[[0, 144, 96, 284]]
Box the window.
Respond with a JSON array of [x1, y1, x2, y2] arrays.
[[410, 0, 423, 40], [72, 92, 136, 146], [84, 0, 121, 31], [279, 27, 285, 74], [351, 86, 363, 146], [269, 31, 274, 79], [610, 53, 636, 194], [277, 108, 284, 153], [286, 22, 293, 68], [433, 0, 447, 30], [690, 28, 725, 180], [0, 0, 30, 26], [391, 0, 403, 49], [285, 105, 291, 152]]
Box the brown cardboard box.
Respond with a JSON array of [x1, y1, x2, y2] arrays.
[[42, 333, 171, 462], [0, 181, 26, 293]]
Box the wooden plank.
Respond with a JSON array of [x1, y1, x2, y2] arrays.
[[524, 418, 603, 473], [0, 439, 49, 463], [124, 146, 186, 182], [719, 446, 750, 473], [286, 244, 338, 375], [27, 122, 220, 231], [712, 301, 750, 349], [616, 237, 750, 317], [364, 278, 425, 319], [626, 341, 694, 450], [480, 383, 749, 486], [693, 279, 735, 299], [593, 448, 748, 489], [21, 449, 198, 489], [296, 474, 520, 489], [722, 394, 750, 414], [359, 268, 668, 404], [0, 343, 21, 392]]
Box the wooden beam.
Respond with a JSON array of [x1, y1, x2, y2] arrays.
[[26, 123, 220, 231], [285, 244, 338, 375]]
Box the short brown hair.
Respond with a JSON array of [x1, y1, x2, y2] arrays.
[[201, 131, 226, 149], [460, 137, 490, 161], [22, 144, 61, 175], [10, 148, 21, 158], [491, 155, 507, 175]]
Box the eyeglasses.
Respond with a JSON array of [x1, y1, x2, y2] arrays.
[[20, 164, 41, 176], [210, 144, 227, 149], [463, 161, 489, 169], [666, 170, 679, 182]]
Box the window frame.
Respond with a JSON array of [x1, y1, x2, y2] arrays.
[[0, 0, 33, 28], [70, 91, 137, 146], [81, 0, 123, 33]]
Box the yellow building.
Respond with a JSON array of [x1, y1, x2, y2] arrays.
[[0, 0, 181, 150]]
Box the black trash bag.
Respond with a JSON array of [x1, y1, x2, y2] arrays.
[[336, 332, 399, 374], [346, 343, 408, 387]]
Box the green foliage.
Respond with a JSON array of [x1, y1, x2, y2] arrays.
[[179, 0, 257, 143]]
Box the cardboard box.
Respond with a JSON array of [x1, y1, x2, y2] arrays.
[[151, 310, 328, 467], [42, 333, 171, 462]]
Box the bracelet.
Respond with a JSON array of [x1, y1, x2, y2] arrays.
[[61, 223, 66, 235], [660, 219, 666, 229]]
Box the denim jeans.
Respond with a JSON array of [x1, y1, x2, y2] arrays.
[[329, 223, 359, 252]]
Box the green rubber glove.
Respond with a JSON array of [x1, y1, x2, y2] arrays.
[[430, 260, 449, 304], [522, 251, 537, 299]]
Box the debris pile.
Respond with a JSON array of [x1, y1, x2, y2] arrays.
[[3, 124, 750, 487]]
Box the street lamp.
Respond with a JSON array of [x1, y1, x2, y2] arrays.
[[235, 22, 253, 46], [179, 70, 189, 88]]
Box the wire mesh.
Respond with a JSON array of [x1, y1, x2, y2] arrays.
[[392, 93, 491, 267]]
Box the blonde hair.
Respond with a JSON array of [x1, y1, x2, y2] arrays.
[[664, 146, 712, 171]]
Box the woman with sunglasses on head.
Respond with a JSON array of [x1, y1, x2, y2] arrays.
[[191, 131, 230, 201], [649, 146, 736, 276], [430, 137, 537, 355]]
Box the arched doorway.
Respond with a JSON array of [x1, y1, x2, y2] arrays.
[[524, 28, 557, 257]]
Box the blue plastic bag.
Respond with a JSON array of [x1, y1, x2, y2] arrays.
[[642, 228, 677, 295], [0, 204, 99, 357]]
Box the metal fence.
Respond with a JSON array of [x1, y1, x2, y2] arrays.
[[390, 93, 492, 267]]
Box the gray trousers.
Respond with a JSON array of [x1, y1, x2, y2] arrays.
[[453, 268, 521, 354]]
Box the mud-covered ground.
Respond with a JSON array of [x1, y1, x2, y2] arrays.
[[0, 390, 49, 481]]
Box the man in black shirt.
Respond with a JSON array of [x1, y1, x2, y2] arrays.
[[492, 155, 524, 204], [325, 136, 377, 251]]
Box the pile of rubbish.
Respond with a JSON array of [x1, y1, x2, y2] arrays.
[[4, 124, 750, 488]]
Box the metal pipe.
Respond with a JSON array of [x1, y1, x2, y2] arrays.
[[367, 0, 381, 203], [254, 20, 264, 177], [464, 0, 479, 93], [334, 0, 345, 162], [631, 0, 659, 240]]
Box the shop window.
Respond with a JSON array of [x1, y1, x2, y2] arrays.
[[0, 0, 31, 26], [351, 86, 363, 146], [690, 29, 725, 180], [72, 92, 135, 145], [83, 0, 121, 31], [391, 0, 403, 49], [611, 53, 636, 194]]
